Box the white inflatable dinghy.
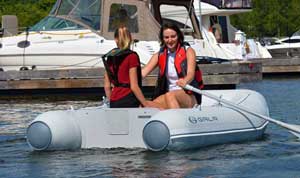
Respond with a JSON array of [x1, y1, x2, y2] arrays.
[[26, 89, 269, 151]]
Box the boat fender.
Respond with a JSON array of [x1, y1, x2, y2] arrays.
[[27, 121, 52, 150], [17, 40, 30, 48], [27, 111, 82, 150], [143, 121, 170, 151]]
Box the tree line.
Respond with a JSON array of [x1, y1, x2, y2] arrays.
[[231, 0, 300, 38], [1, 0, 300, 38], [0, 0, 56, 29]]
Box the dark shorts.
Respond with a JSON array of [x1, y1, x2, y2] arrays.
[[110, 92, 140, 108]]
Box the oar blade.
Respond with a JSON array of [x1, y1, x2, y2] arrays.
[[288, 124, 300, 139], [289, 131, 300, 139]]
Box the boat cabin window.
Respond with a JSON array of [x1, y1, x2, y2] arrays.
[[55, 0, 101, 30], [293, 30, 300, 37], [209, 16, 229, 43], [108, 4, 138, 33], [159, 5, 195, 38], [281, 39, 300, 43], [30, 16, 85, 31]]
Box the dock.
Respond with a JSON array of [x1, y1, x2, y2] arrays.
[[0, 61, 262, 99], [260, 57, 300, 74]]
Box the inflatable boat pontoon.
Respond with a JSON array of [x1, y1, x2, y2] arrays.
[[26, 89, 269, 151]]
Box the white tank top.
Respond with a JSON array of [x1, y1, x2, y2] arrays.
[[166, 50, 181, 91]]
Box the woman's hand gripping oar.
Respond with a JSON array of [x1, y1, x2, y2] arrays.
[[184, 84, 300, 138]]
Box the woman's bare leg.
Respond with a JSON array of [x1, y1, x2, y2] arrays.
[[165, 90, 196, 108], [153, 94, 168, 109], [165, 91, 180, 108]]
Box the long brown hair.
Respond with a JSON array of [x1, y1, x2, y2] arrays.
[[114, 26, 132, 50], [159, 23, 184, 47]]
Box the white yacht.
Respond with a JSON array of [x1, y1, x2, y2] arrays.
[[0, 0, 271, 71], [161, 0, 271, 61], [265, 29, 300, 58]]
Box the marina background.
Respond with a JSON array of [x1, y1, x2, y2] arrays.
[[1, 0, 300, 38], [0, 0, 300, 177]]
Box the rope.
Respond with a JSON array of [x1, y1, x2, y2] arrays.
[[15, 31, 93, 37], [0, 26, 93, 37], [32, 55, 103, 70]]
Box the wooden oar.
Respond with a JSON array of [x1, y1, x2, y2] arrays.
[[184, 84, 300, 138]]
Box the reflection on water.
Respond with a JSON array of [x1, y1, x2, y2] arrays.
[[1, 77, 300, 177], [0, 101, 98, 137]]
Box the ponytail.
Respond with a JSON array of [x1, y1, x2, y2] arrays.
[[114, 26, 132, 50]]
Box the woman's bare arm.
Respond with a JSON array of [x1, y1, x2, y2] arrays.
[[141, 53, 159, 78], [130, 67, 163, 109], [176, 47, 196, 87], [130, 67, 147, 106], [104, 72, 112, 100]]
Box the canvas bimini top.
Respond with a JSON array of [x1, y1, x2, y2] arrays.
[[37, 0, 208, 41]]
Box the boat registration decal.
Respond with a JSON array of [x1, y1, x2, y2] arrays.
[[188, 116, 218, 124], [138, 115, 151, 119]]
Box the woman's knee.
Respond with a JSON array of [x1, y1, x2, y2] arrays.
[[165, 91, 176, 101], [153, 95, 168, 109], [169, 90, 196, 108]]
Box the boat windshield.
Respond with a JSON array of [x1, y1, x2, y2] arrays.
[[50, 0, 101, 30], [292, 29, 300, 37], [160, 5, 194, 36], [30, 16, 85, 31]]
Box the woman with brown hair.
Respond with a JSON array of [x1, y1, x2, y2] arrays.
[[142, 23, 204, 109]]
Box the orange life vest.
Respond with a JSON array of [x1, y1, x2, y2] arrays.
[[153, 43, 204, 104]]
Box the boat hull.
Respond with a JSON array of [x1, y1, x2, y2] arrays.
[[267, 47, 300, 58], [27, 89, 269, 151], [143, 106, 268, 151]]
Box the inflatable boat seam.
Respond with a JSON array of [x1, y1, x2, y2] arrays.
[[171, 121, 268, 139]]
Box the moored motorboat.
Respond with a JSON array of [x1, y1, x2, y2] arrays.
[[265, 29, 300, 58], [0, 0, 271, 71], [26, 89, 269, 151]]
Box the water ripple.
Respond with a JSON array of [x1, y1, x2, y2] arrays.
[[0, 78, 300, 177]]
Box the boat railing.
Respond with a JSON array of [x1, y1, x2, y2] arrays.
[[0, 26, 29, 37], [202, 0, 252, 9]]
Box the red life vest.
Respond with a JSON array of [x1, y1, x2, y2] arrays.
[[153, 43, 204, 104]]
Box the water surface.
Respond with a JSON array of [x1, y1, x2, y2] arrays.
[[0, 77, 300, 178]]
